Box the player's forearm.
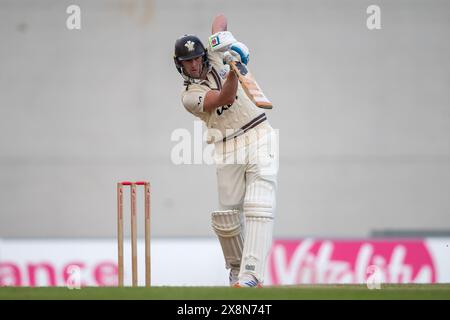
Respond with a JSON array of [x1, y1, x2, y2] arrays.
[[212, 14, 227, 33], [203, 71, 237, 113], [219, 70, 238, 105]]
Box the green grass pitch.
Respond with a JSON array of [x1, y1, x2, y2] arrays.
[[0, 284, 449, 300]]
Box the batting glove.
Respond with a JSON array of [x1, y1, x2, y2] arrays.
[[223, 51, 239, 65], [229, 42, 250, 65]]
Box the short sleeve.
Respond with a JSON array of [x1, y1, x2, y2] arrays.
[[182, 87, 208, 116]]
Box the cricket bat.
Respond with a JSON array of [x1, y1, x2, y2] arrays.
[[229, 61, 273, 109]]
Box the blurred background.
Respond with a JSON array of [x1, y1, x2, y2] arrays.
[[0, 0, 449, 286]]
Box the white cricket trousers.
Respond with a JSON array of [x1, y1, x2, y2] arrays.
[[214, 123, 278, 282]]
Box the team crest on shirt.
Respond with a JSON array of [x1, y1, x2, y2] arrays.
[[185, 41, 195, 52]]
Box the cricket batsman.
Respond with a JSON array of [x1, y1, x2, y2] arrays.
[[173, 14, 278, 287]]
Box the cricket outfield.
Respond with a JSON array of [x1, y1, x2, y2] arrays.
[[0, 284, 449, 300]]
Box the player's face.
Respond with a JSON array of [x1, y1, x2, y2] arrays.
[[181, 56, 203, 78]]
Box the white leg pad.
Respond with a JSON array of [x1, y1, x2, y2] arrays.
[[240, 178, 276, 284], [240, 214, 273, 283], [211, 209, 244, 270]]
